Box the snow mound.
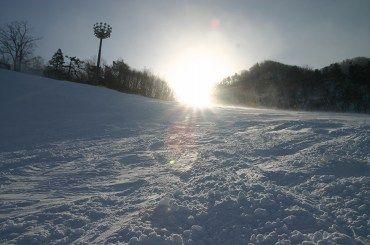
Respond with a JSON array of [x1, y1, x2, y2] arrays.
[[0, 69, 369, 244]]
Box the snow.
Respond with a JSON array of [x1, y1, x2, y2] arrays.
[[0, 69, 369, 244]]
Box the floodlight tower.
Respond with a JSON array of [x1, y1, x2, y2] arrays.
[[93, 22, 112, 79]]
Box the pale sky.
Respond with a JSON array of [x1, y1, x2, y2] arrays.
[[1, 0, 370, 79]]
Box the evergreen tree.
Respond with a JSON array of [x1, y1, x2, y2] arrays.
[[44, 49, 65, 79], [65, 55, 84, 81]]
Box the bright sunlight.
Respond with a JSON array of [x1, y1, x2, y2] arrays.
[[166, 45, 234, 107]]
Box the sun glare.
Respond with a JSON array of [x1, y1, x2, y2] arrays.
[[166, 45, 233, 107]]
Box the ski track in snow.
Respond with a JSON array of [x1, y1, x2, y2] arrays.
[[0, 70, 369, 244]]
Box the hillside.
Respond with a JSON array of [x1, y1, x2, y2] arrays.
[[216, 57, 370, 113], [0, 70, 369, 244]]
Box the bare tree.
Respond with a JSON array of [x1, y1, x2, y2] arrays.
[[0, 21, 40, 71], [0, 49, 10, 65]]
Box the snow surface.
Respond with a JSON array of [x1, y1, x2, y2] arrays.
[[0, 69, 369, 244]]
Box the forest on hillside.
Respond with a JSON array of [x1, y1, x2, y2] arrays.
[[43, 49, 174, 101], [215, 57, 370, 113]]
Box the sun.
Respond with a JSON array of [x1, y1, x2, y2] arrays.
[[165, 45, 233, 107]]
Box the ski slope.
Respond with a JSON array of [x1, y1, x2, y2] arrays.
[[0, 69, 369, 244]]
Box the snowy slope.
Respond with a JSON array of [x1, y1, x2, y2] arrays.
[[0, 69, 369, 244]]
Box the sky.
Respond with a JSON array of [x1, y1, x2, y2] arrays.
[[1, 0, 370, 80]]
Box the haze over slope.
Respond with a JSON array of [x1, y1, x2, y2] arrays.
[[0, 70, 369, 244]]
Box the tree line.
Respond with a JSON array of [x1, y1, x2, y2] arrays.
[[43, 48, 173, 100], [0, 21, 173, 101], [215, 58, 370, 113]]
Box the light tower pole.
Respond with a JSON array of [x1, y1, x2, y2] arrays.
[[93, 22, 112, 80]]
